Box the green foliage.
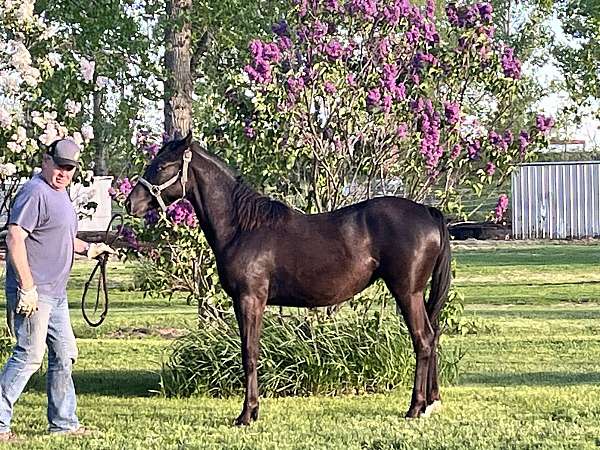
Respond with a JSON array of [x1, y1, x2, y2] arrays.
[[553, 0, 600, 114], [160, 310, 461, 398], [0, 329, 12, 362]]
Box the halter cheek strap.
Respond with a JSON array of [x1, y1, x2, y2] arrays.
[[138, 148, 193, 212]]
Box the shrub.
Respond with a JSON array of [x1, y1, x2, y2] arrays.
[[160, 309, 461, 398]]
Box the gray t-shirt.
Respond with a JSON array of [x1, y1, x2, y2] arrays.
[[5, 174, 78, 297]]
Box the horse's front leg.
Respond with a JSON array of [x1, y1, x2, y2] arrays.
[[233, 292, 266, 426]]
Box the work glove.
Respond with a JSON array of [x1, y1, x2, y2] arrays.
[[87, 242, 116, 259], [16, 285, 38, 318]]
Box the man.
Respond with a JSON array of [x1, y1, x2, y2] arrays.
[[0, 138, 114, 441]]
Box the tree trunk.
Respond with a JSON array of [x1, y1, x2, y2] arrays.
[[164, 0, 193, 139]]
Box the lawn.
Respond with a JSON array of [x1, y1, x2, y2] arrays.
[[0, 241, 599, 449]]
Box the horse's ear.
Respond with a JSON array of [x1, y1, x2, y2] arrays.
[[183, 130, 193, 147]]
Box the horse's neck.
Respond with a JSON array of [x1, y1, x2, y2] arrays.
[[189, 165, 237, 253]]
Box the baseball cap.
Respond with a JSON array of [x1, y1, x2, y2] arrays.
[[49, 139, 81, 169]]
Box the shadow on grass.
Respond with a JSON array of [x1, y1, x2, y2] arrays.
[[461, 371, 600, 386], [26, 370, 162, 397]]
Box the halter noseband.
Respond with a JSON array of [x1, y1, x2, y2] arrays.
[[137, 148, 193, 211]]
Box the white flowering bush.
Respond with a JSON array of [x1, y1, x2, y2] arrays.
[[0, 0, 94, 223]]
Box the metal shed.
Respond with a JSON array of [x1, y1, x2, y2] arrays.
[[511, 161, 600, 239]]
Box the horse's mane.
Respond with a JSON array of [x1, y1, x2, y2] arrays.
[[189, 141, 291, 232], [231, 179, 291, 232]]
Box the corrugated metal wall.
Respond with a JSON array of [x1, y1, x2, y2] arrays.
[[511, 161, 600, 239]]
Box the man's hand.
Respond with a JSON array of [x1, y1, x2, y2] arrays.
[[16, 285, 38, 317], [87, 242, 116, 259]]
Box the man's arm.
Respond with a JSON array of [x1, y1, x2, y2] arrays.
[[74, 237, 89, 255], [6, 224, 34, 290], [73, 237, 115, 258]]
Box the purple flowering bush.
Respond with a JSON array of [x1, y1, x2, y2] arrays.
[[213, 0, 554, 220]]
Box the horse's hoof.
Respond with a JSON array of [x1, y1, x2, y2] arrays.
[[405, 406, 425, 419], [234, 415, 250, 426], [422, 400, 442, 418]]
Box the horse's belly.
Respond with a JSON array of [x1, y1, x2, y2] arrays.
[[268, 258, 378, 307]]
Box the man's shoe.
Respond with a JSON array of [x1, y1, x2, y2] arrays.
[[0, 431, 18, 442]]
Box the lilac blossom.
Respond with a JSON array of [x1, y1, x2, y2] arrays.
[[535, 114, 555, 133], [501, 47, 521, 79], [467, 139, 482, 160], [450, 143, 461, 159], [287, 76, 305, 94], [382, 95, 393, 113], [114, 177, 133, 197], [167, 200, 198, 227], [485, 161, 496, 175], [446, 3, 459, 26], [271, 20, 289, 37], [117, 225, 140, 250], [366, 88, 382, 107], [325, 0, 341, 11], [144, 143, 160, 158], [489, 130, 508, 151], [494, 194, 509, 221], [244, 126, 256, 139], [347, 0, 378, 19], [417, 101, 443, 172], [396, 123, 408, 138], [324, 40, 344, 60], [383, 0, 410, 25], [144, 209, 159, 226], [377, 38, 391, 59], [444, 102, 460, 125], [277, 36, 293, 51], [477, 2, 493, 23], [324, 81, 337, 94]]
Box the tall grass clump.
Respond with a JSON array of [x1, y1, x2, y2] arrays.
[[160, 310, 461, 398]]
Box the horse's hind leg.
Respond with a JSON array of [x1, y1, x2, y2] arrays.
[[423, 326, 443, 417], [233, 292, 266, 426], [391, 288, 434, 418]]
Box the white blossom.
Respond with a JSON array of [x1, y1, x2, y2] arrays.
[[65, 99, 82, 117], [7, 141, 22, 153], [11, 126, 27, 143], [0, 107, 12, 128], [81, 124, 94, 142], [0, 163, 17, 177], [39, 122, 60, 145], [46, 52, 63, 68], [79, 57, 95, 83], [96, 76, 109, 89], [71, 132, 84, 146], [16, 0, 34, 23]]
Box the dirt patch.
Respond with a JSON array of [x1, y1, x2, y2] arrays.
[[107, 327, 186, 339]]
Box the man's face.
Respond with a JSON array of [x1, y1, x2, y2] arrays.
[[41, 155, 76, 190]]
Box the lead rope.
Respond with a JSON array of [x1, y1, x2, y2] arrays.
[[81, 214, 123, 327]]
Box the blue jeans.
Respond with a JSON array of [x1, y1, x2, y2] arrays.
[[0, 292, 79, 433]]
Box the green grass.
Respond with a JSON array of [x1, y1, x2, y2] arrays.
[[0, 242, 599, 449]]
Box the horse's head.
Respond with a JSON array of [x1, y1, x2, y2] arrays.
[[125, 132, 194, 217]]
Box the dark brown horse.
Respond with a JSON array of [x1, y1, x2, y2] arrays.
[[125, 133, 451, 425]]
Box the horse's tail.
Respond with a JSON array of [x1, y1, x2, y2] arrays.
[[426, 207, 452, 326]]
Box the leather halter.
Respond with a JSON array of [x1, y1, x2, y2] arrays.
[[137, 148, 193, 211]]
